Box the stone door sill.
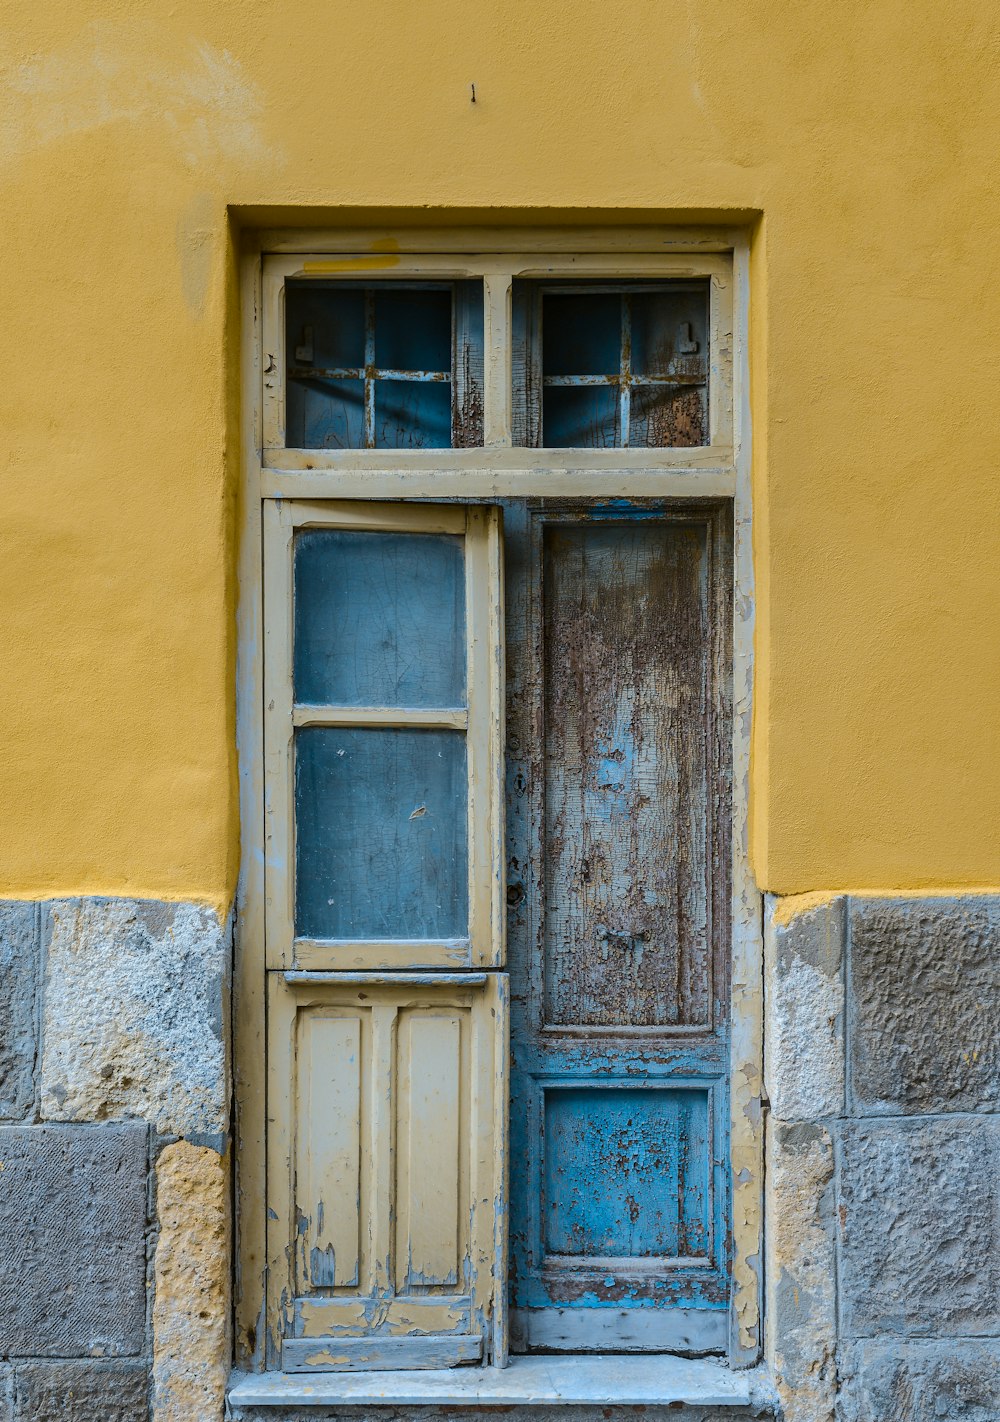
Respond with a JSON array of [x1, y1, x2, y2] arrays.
[[228, 1353, 773, 1408]]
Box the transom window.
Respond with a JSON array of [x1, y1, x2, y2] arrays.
[[285, 281, 484, 449], [512, 281, 710, 448]]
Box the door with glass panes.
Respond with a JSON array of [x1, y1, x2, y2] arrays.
[[258, 262, 737, 1370]]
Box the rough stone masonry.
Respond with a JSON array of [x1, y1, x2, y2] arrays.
[[765, 894, 1000, 1422], [0, 898, 230, 1422], [0, 893, 996, 1421]]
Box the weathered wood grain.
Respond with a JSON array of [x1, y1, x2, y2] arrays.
[[506, 501, 733, 1346], [542, 518, 712, 1028], [282, 1333, 483, 1373]]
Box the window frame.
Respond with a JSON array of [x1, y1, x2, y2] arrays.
[[262, 499, 503, 972], [236, 227, 761, 1377]]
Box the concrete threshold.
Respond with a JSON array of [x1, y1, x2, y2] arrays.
[[228, 1353, 769, 1408]]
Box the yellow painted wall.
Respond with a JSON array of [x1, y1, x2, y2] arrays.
[[2, 2, 999, 910]]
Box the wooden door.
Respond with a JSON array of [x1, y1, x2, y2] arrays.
[[505, 500, 733, 1353], [263, 501, 508, 1370]]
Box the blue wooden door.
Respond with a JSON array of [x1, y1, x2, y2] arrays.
[[505, 501, 733, 1353]]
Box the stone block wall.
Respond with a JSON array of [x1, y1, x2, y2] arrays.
[[0, 891, 996, 1421], [0, 900, 230, 1422], [765, 895, 1000, 1422]]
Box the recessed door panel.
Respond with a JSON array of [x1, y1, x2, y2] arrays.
[[296, 1012, 366, 1291], [395, 1011, 465, 1290], [541, 520, 712, 1030], [542, 1085, 710, 1263]]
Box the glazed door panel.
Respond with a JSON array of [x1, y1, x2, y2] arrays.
[[505, 501, 733, 1353], [262, 497, 509, 1373]]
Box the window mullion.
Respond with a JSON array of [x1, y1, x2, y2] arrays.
[[619, 293, 632, 448], [483, 272, 513, 447], [363, 288, 376, 448]]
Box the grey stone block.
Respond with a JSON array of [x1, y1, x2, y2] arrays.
[[765, 895, 845, 1120], [14, 1360, 148, 1421], [0, 1123, 147, 1357], [849, 896, 1000, 1114], [837, 1338, 1000, 1422], [839, 1115, 1000, 1338], [0, 904, 38, 1120], [41, 898, 229, 1137]]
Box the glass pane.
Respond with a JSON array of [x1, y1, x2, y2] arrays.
[[375, 289, 451, 372], [375, 380, 451, 450], [630, 384, 708, 447], [512, 280, 713, 449], [287, 377, 365, 449], [543, 385, 620, 448], [542, 293, 620, 376], [286, 283, 365, 370], [295, 727, 469, 940], [285, 283, 487, 448], [630, 287, 708, 379], [294, 530, 466, 707]]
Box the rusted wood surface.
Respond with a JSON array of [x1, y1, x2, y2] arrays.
[[506, 500, 733, 1345], [282, 1333, 483, 1373], [542, 518, 714, 1028]]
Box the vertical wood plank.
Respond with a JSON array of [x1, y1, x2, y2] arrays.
[[510, 283, 541, 447], [483, 273, 512, 447], [708, 269, 734, 450], [297, 1013, 363, 1290], [261, 259, 286, 450], [263, 499, 295, 970], [396, 1013, 463, 1288], [541, 518, 713, 1029], [235, 239, 268, 1370], [453, 280, 485, 448], [265, 976, 297, 1366], [467, 506, 506, 968], [728, 233, 762, 1366], [488, 972, 510, 1366], [369, 1002, 396, 1298]]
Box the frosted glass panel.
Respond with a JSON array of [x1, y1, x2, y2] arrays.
[[295, 727, 469, 940], [287, 377, 365, 450], [375, 381, 451, 450], [543, 387, 620, 448], [374, 289, 451, 371], [294, 530, 466, 708], [542, 294, 620, 376]]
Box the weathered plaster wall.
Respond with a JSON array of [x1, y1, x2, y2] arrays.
[[2, 4, 1000, 901], [0, 899, 230, 1422], [765, 895, 1000, 1421]]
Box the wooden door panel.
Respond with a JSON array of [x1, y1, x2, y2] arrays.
[[394, 1010, 466, 1289], [542, 1084, 711, 1262], [506, 501, 732, 1352], [295, 1011, 365, 1291], [267, 974, 507, 1370], [541, 520, 712, 1029]]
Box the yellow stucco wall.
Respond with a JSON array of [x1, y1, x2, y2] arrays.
[[2, 2, 999, 911]]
